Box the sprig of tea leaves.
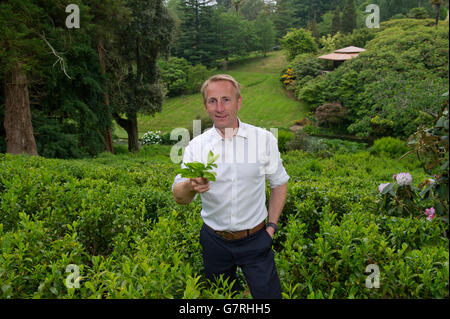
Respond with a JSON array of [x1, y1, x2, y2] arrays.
[[175, 150, 219, 181]]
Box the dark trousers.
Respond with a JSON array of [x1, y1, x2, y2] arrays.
[[199, 223, 282, 299]]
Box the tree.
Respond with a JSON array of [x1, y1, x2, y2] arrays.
[[342, 0, 356, 34], [1, 1, 117, 158], [255, 13, 276, 56], [174, 0, 216, 66], [280, 28, 318, 60], [273, 0, 295, 39], [0, 0, 45, 156], [111, 0, 175, 152], [216, 0, 232, 9], [429, 0, 447, 25], [88, 0, 131, 154], [407, 7, 430, 18], [306, 16, 320, 42], [331, 6, 342, 35], [232, 0, 245, 14], [240, 0, 265, 20], [214, 12, 259, 62]]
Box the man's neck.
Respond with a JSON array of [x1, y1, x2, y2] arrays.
[[216, 120, 239, 140]]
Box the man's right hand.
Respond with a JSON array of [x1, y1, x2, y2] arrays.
[[189, 177, 210, 193]]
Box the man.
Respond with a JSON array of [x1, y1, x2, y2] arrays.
[[172, 74, 289, 299]]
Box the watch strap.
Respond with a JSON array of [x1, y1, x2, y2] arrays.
[[266, 222, 278, 234]]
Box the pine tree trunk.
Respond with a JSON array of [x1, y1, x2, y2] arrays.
[[97, 36, 114, 154], [3, 64, 38, 156]]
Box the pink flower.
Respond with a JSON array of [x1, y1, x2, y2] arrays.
[[424, 207, 435, 221], [395, 172, 413, 186], [378, 183, 390, 193]]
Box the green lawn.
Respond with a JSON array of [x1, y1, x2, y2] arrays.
[[113, 51, 309, 139]]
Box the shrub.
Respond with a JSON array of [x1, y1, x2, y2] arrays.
[[291, 54, 322, 81], [158, 57, 191, 97], [371, 137, 409, 158], [404, 95, 449, 220], [141, 131, 163, 146], [280, 67, 296, 87], [295, 118, 311, 126], [301, 125, 321, 135], [293, 19, 449, 139], [158, 57, 209, 97], [407, 7, 430, 19], [280, 28, 318, 61], [186, 64, 210, 94], [276, 130, 295, 153], [0, 144, 447, 299], [314, 102, 348, 128]]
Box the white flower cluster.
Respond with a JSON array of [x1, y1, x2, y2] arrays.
[[394, 172, 413, 186], [141, 131, 162, 146]]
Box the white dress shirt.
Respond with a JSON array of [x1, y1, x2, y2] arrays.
[[172, 119, 290, 231]]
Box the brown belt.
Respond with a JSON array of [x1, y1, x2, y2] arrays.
[[206, 221, 266, 241]]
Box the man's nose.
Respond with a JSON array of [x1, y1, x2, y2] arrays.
[[217, 100, 225, 112]]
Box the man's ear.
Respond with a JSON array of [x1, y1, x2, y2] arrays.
[[237, 97, 242, 110]]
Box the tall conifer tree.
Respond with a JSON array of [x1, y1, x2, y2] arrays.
[[331, 6, 342, 35], [111, 0, 175, 152], [342, 0, 356, 34]]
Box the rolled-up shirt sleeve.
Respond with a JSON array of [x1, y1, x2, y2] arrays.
[[265, 132, 290, 189]]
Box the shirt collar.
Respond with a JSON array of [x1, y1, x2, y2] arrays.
[[211, 117, 248, 140]]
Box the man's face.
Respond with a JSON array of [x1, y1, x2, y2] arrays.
[[204, 80, 242, 131]]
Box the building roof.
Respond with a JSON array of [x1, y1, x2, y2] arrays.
[[334, 46, 366, 53], [318, 53, 359, 61], [318, 46, 366, 61]]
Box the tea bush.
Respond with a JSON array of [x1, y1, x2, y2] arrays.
[[371, 137, 409, 158], [0, 144, 448, 298]]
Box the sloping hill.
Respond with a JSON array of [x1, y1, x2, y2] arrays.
[[114, 51, 308, 139]]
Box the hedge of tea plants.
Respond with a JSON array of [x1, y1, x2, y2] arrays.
[[0, 144, 448, 298]]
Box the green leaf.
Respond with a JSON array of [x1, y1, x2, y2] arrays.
[[440, 160, 448, 171], [435, 117, 445, 128], [202, 171, 217, 181], [185, 162, 205, 170], [207, 151, 219, 165], [381, 183, 394, 195]]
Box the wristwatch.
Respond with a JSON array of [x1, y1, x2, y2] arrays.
[[266, 222, 278, 234]]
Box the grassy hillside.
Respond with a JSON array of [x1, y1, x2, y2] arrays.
[[114, 51, 308, 139]]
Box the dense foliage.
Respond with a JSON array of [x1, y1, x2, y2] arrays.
[[280, 29, 318, 61], [0, 0, 173, 156], [0, 143, 448, 298], [292, 19, 449, 139]]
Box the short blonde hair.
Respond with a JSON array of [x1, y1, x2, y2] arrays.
[[201, 74, 241, 104]]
